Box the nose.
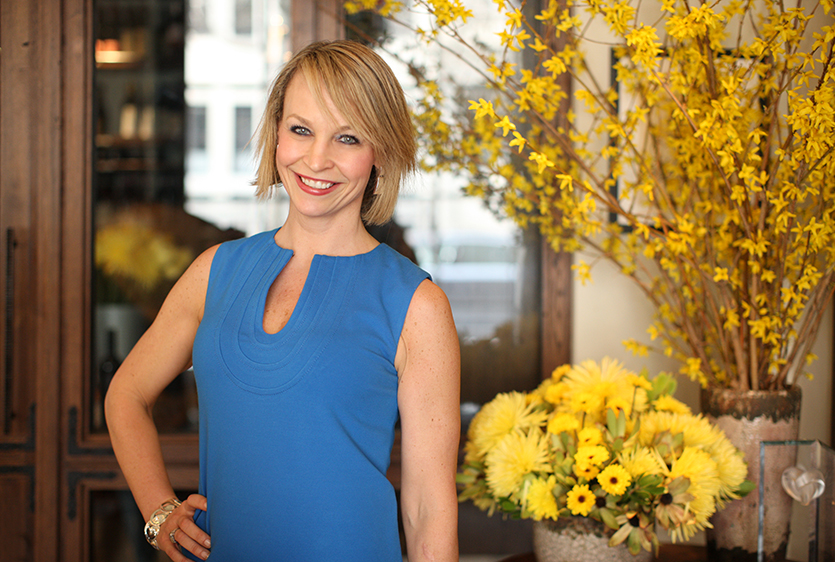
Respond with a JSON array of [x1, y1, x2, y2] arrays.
[[306, 137, 333, 172]]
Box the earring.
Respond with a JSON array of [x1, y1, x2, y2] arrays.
[[374, 169, 383, 194]]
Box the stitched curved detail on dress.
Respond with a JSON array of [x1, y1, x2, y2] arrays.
[[217, 253, 354, 394]]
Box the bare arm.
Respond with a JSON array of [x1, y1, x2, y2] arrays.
[[396, 279, 461, 562], [104, 245, 218, 561]]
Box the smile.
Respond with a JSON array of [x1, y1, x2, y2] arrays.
[[299, 175, 335, 190]]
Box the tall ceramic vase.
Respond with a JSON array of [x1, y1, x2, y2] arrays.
[[701, 386, 802, 562]]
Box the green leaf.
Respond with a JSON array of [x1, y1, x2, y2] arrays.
[[607, 408, 618, 435], [735, 479, 756, 498], [599, 507, 619, 530], [609, 524, 630, 547], [649, 372, 677, 401], [627, 530, 642, 555], [500, 499, 519, 513], [456, 473, 477, 484]]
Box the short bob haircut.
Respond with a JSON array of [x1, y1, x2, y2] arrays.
[[253, 40, 417, 226]]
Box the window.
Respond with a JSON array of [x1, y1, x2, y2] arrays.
[[234, 106, 252, 172], [188, 0, 208, 33], [235, 0, 252, 35], [186, 105, 207, 172]]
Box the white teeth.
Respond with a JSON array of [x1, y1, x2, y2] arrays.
[[299, 176, 334, 190]]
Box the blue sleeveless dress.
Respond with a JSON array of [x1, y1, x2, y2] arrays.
[[189, 229, 429, 561]]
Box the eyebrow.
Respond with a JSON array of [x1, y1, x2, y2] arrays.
[[285, 113, 356, 134]]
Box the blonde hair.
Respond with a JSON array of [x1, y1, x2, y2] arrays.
[[253, 40, 417, 226]]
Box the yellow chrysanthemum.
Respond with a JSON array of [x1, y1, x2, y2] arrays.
[[525, 475, 559, 520], [578, 426, 603, 447], [708, 437, 748, 505], [566, 483, 595, 516], [668, 447, 722, 535], [467, 392, 549, 461], [638, 411, 746, 499], [574, 445, 610, 468], [547, 412, 580, 435], [639, 412, 710, 449], [598, 463, 633, 496], [485, 429, 553, 498], [561, 358, 649, 421], [619, 446, 665, 477], [653, 394, 692, 414]]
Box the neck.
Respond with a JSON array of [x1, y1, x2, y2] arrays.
[[274, 213, 378, 258]]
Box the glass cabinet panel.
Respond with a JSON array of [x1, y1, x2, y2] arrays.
[[91, 0, 291, 434]]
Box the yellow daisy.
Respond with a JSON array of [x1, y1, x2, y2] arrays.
[[605, 396, 633, 416], [578, 426, 603, 447], [551, 364, 572, 381], [566, 483, 595, 516], [525, 475, 559, 520], [598, 463, 633, 496], [485, 429, 552, 499], [573, 462, 600, 481], [547, 412, 580, 435], [574, 445, 610, 468], [570, 391, 604, 416], [543, 381, 568, 405], [653, 394, 692, 414], [627, 374, 653, 391]]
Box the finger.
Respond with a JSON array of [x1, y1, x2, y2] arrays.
[[178, 516, 212, 550], [160, 530, 191, 562], [169, 527, 211, 561], [185, 493, 208, 512]]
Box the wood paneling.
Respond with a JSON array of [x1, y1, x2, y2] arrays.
[[291, 0, 345, 52], [0, 472, 33, 561], [540, 242, 572, 377], [1, 1, 64, 560]]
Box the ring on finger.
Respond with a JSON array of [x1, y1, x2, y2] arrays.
[[169, 529, 179, 547]]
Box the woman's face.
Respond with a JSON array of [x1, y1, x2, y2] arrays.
[[275, 75, 377, 224]]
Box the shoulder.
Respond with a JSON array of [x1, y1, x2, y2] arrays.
[[164, 243, 221, 320], [406, 280, 452, 325], [375, 243, 428, 274], [397, 279, 457, 372]]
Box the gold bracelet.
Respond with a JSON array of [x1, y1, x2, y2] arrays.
[[143, 497, 182, 549]]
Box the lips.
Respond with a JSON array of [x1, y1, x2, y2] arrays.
[[299, 176, 335, 190], [295, 173, 337, 194]]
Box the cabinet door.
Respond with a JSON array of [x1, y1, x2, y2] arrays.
[[1, 0, 66, 559]]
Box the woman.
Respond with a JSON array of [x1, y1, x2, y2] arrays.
[[105, 40, 460, 561]]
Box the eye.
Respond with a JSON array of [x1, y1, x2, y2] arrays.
[[337, 134, 360, 146], [289, 125, 311, 136]]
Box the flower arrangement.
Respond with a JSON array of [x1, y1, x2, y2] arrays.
[[456, 358, 750, 555], [95, 208, 196, 317], [96, 219, 194, 293], [344, 0, 835, 391]]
